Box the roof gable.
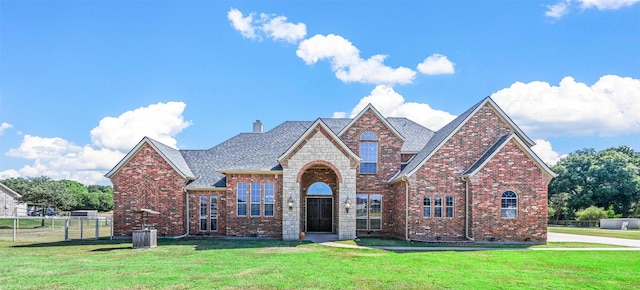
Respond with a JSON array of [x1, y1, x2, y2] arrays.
[[463, 133, 557, 178], [390, 97, 537, 183], [0, 183, 21, 199], [337, 104, 405, 142], [278, 119, 360, 164], [105, 137, 195, 180]]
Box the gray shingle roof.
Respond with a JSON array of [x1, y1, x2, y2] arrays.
[[145, 138, 195, 179], [180, 115, 434, 189]]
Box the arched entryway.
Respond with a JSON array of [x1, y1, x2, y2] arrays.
[[299, 163, 339, 233]]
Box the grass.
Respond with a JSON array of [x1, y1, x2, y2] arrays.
[[548, 226, 640, 240], [0, 238, 638, 289], [0, 218, 112, 243]]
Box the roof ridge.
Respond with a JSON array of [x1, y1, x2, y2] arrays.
[[222, 122, 310, 170]]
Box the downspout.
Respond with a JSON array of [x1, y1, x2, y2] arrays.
[[404, 177, 409, 241], [174, 187, 190, 239], [462, 176, 474, 241]]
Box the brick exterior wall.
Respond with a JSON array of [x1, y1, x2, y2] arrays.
[[223, 174, 283, 238], [188, 190, 227, 237], [339, 109, 404, 237], [468, 140, 551, 242], [110, 143, 189, 237], [406, 103, 551, 242]]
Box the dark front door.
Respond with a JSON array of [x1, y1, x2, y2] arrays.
[[307, 198, 332, 232]]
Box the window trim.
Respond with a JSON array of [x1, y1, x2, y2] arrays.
[[237, 182, 247, 217], [199, 195, 218, 232], [199, 196, 207, 231], [434, 196, 443, 218], [264, 182, 275, 217], [250, 182, 261, 217], [501, 190, 518, 219], [356, 193, 382, 231], [210, 195, 218, 232], [445, 196, 454, 218], [359, 131, 378, 174], [423, 196, 431, 218]]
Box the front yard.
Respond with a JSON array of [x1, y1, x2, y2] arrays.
[[1, 238, 638, 289]]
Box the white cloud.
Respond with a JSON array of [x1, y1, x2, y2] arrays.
[[531, 139, 567, 166], [227, 8, 259, 40], [417, 54, 455, 75], [546, 1, 571, 19], [3, 101, 190, 184], [297, 34, 416, 85], [261, 15, 307, 44], [579, 0, 640, 9], [0, 169, 19, 179], [228, 8, 307, 44], [491, 75, 640, 138], [90, 101, 191, 150], [546, 0, 639, 19], [345, 85, 456, 130], [332, 111, 347, 118], [6, 135, 81, 159], [0, 122, 12, 135]]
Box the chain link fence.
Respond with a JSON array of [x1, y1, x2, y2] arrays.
[[0, 216, 113, 243]]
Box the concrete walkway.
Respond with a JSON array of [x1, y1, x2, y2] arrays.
[[305, 232, 640, 251], [547, 232, 640, 247]]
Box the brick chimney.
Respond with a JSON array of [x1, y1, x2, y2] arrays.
[[253, 120, 263, 133]]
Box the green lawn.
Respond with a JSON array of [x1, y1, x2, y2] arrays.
[[548, 226, 640, 240], [0, 238, 638, 289]]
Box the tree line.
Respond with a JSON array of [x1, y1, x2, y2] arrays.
[[1, 176, 113, 213], [548, 146, 640, 221]]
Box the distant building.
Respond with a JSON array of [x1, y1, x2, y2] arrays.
[[106, 97, 556, 243], [0, 183, 27, 217]]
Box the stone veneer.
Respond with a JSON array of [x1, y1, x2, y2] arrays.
[[280, 126, 358, 240]]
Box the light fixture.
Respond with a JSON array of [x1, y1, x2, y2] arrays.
[[345, 198, 352, 213], [287, 196, 294, 209]]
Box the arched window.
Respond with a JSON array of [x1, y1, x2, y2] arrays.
[[359, 131, 378, 174], [501, 191, 518, 218], [307, 182, 332, 195]]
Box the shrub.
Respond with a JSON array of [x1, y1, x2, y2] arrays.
[[575, 206, 608, 221]]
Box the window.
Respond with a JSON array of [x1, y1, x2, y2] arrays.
[[264, 182, 274, 217], [307, 182, 332, 195], [199, 196, 207, 231], [446, 196, 454, 218], [210, 196, 218, 231], [250, 182, 261, 216], [434, 196, 443, 218], [199, 195, 218, 232], [423, 196, 431, 218], [501, 190, 518, 218], [237, 182, 247, 216], [359, 131, 378, 174], [356, 193, 382, 230]]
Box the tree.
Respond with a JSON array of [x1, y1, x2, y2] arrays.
[[549, 146, 640, 217], [18, 176, 77, 226], [0, 177, 30, 195]]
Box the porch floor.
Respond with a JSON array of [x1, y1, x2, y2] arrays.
[[303, 233, 339, 243]]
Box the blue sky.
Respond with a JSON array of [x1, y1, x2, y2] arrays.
[[1, 0, 639, 185]]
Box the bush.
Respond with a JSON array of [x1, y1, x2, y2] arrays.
[[575, 206, 608, 221]]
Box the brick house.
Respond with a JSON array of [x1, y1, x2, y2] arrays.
[[106, 97, 555, 242]]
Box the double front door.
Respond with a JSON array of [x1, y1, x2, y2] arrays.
[[306, 198, 332, 232]]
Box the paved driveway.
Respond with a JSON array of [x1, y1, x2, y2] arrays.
[[548, 232, 640, 248]]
